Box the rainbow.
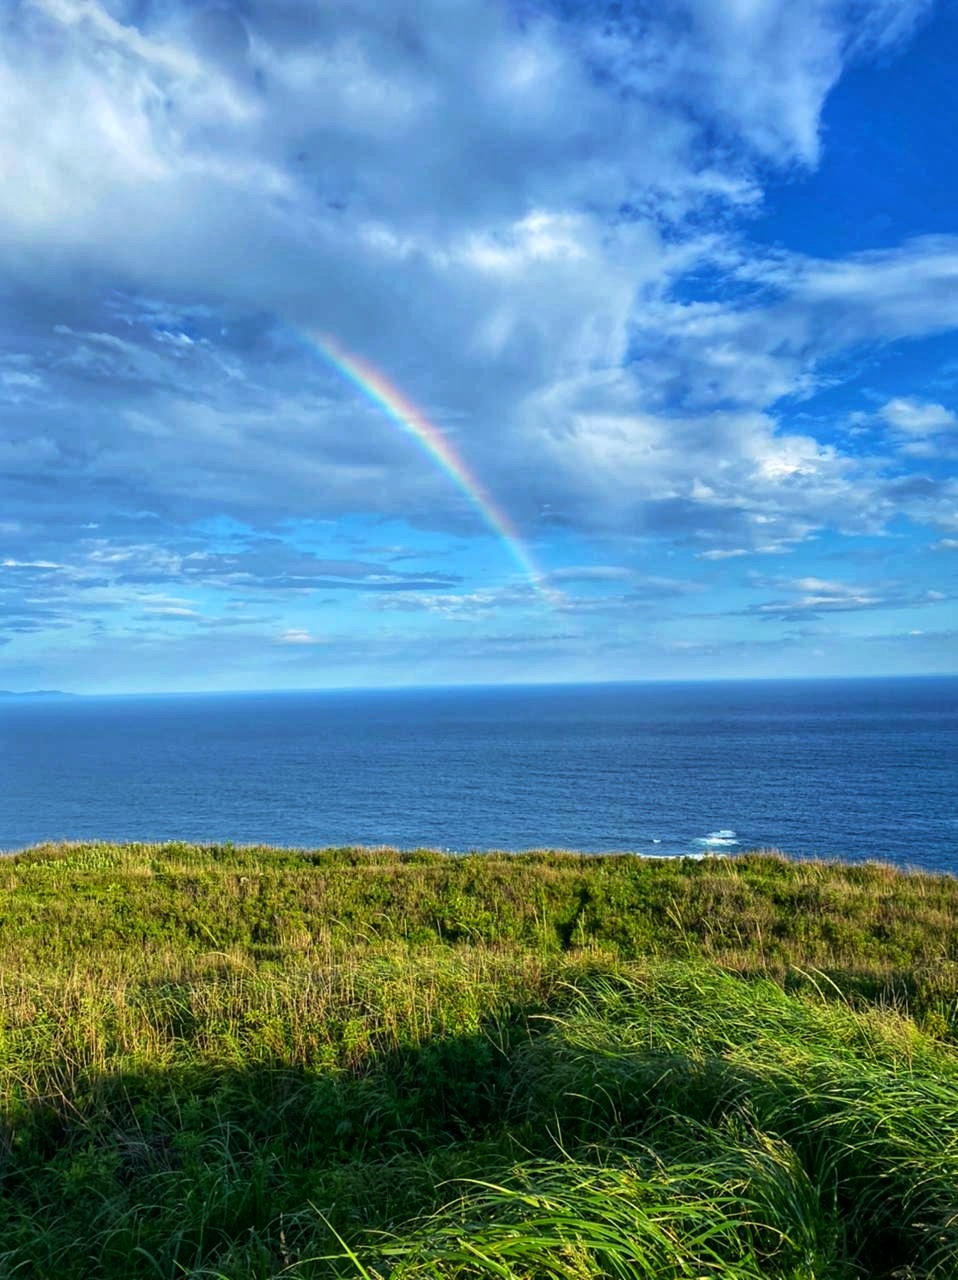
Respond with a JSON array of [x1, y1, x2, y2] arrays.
[[314, 333, 556, 604]]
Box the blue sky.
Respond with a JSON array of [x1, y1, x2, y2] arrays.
[[1, 0, 956, 693]]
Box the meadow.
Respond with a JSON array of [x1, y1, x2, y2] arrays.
[[2, 842, 958, 1278]]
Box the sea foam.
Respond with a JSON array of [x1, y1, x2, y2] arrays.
[[694, 829, 739, 847]]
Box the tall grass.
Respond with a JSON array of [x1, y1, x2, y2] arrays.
[[1, 843, 957, 1278]]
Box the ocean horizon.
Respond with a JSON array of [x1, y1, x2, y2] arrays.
[[3, 674, 957, 872]]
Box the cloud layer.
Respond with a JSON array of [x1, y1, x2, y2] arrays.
[[0, 0, 954, 689]]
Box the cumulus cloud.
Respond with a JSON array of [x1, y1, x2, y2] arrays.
[[0, 0, 944, 559], [879, 398, 957, 434], [875, 397, 958, 459], [0, 0, 953, 687]]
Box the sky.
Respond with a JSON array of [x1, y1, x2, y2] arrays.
[[1, 0, 957, 694]]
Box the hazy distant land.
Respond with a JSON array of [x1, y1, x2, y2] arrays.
[[0, 688, 74, 697]]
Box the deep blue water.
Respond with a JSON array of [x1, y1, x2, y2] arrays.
[[2, 677, 957, 871]]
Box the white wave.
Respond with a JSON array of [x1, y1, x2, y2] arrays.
[[633, 850, 711, 860], [693, 828, 739, 847]]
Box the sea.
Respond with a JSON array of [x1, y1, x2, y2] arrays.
[[2, 676, 957, 872]]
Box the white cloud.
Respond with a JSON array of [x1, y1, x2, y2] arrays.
[[879, 397, 957, 434], [141, 603, 199, 618], [277, 628, 322, 645], [625, 237, 958, 417], [0, 0, 929, 297], [0, 0, 272, 246], [0, 0, 950, 621], [2, 558, 62, 569], [746, 572, 953, 620], [755, 576, 883, 613], [373, 588, 525, 617]]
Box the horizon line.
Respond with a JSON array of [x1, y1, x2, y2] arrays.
[[3, 671, 955, 699]]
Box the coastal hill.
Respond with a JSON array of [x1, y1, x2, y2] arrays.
[[2, 842, 957, 1278]]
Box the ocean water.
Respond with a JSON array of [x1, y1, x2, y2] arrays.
[[2, 677, 957, 871]]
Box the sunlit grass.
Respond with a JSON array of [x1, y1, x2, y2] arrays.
[[1, 843, 957, 1277]]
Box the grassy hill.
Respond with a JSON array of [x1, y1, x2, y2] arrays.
[[2, 843, 958, 1278]]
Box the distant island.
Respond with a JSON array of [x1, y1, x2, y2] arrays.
[[0, 689, 75, 698]]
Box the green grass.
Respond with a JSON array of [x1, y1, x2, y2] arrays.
[[1, 843, 958, 1278]]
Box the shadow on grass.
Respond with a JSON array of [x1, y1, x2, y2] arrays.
[[2, 1013, 547, 1280], [4, 984, 957, 1279]]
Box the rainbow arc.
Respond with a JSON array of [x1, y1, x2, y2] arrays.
[[315, 334, 557, 605]]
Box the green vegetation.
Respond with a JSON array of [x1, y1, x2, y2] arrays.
[[2, 842, 958, 1278]]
